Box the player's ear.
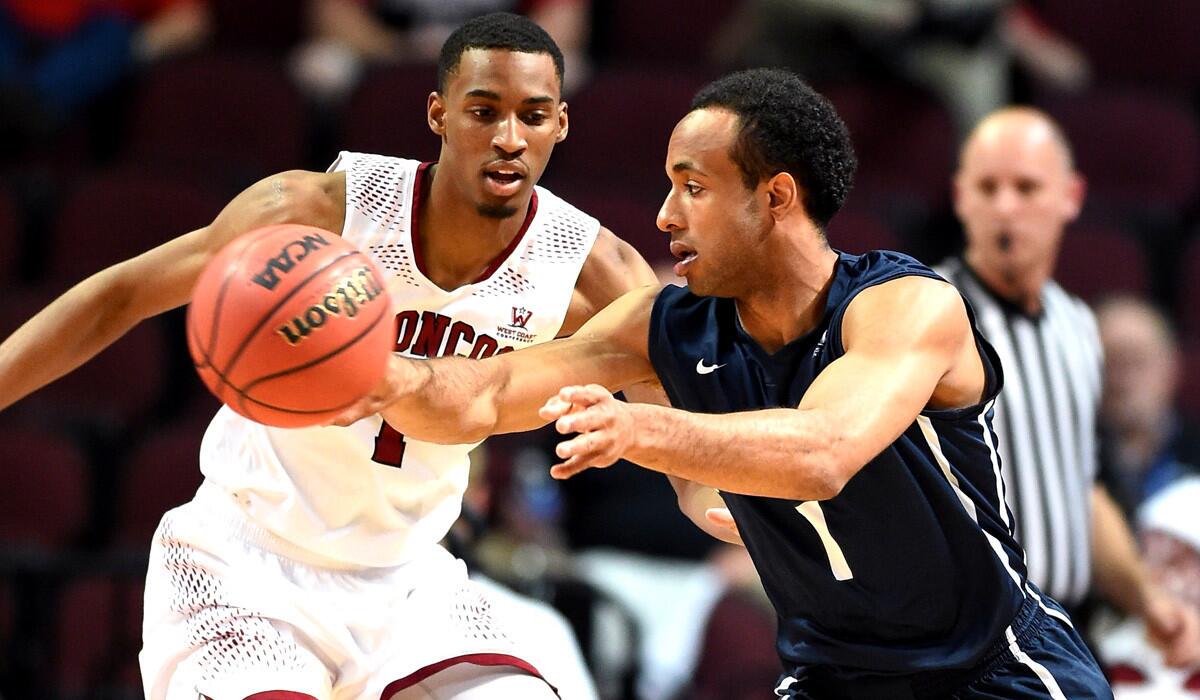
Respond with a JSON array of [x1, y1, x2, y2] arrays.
[[428, 92, 447, 137], [556, 101, 569, 143], [765, 171, 800, 221]]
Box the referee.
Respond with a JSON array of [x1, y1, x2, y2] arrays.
[[939, 106, 1200, 667]]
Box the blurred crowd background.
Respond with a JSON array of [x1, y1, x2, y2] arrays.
[[0, 1, 1199, 699]]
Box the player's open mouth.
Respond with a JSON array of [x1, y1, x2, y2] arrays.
[[670, 240, 697, 276], [482, 163, 527, 197]]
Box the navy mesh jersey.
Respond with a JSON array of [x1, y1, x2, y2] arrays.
[[648, 251, 1030, 675]]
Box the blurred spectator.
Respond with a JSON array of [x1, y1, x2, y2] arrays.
[[1097, 295, 1200, 520], [0, 0, 210, 143], [1139, 478, 1200, 612], [717, 0, 1089, 134], [291, 0, 590, 103], [1096, 477, 1200, 699]]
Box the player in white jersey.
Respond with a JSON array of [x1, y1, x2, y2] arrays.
[[0, 13, 657, 700]]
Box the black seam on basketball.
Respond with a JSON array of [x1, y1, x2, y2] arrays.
[[189, 280, 238, 398], [236, 390, 364, 416], [238, 290, 389, 400], [219, 249, 363, 381], [205, 236, 250, 373]]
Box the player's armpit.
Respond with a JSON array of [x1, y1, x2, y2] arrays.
[[795, 276, 984, 488], [378, 284, 660, 444]]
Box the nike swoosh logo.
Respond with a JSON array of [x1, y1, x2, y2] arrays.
[[696, 358, 725, 375]]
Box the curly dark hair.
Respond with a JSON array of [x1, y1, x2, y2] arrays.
[[690, 69, 857, 227], [437, 12, 565, 94]]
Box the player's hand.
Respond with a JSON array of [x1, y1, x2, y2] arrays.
[[539, 384, 635, 479], [704, 507, 744, 545], [1142, 587, 1200, 668], [327, 355, 411, 427]]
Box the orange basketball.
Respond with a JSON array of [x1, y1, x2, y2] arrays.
[[187, 224, 394, 428]]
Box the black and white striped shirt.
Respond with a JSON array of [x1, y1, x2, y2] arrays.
[[939, 257, 1103, 607]]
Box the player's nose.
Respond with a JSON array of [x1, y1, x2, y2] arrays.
[[657, 191, 683, 232], [492, 115, 527, 156]]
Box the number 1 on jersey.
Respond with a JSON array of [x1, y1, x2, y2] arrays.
[[372, 422, 408, 467]]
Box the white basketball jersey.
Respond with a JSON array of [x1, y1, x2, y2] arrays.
[[199, 152, 601, 567]]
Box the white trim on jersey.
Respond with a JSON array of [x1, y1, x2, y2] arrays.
[[1005, 627, 1069, 700], [915, 415, 1026, 588], [977, 401, 1012, 530]]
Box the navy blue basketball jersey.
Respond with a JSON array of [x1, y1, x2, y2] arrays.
[[648, 251, 1032, 676]]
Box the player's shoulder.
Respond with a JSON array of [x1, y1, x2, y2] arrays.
[[327, 150, 422, 174], [840, 248, 942, 281], [239, 169, 345, 234], [843, 274, 971, 353], [835, 249, 952, 315]]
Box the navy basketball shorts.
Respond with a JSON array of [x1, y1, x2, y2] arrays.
[[775, 595, 1113, 699]]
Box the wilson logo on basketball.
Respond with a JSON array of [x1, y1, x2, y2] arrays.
[[276, 267, 385, 346], [251, 232, 333, 291]]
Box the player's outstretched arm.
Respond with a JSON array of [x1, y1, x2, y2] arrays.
[[370, 284, 660, 445], [543, 277, 986, 501], [0, 171, 344, 412]]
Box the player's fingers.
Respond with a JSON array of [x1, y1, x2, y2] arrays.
[[556, 431, 616, 468], [557, 384, 608, 407], [555, 406, 608, 435], [556, 431, 596, 459], [550, 454, 586, 478], [704, 507, 739, 532], [539, 395, 574, 421]]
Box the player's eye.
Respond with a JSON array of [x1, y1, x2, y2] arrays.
[[977, 178, 997, 196], [684, 182, 702, 196], [523, 112, 549, 125], [469, 106, 495, 119]]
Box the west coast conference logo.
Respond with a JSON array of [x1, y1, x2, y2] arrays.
[[497, 306, 535, 343]]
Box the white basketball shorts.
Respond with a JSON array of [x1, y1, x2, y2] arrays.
[[140, 482, 570, 700]]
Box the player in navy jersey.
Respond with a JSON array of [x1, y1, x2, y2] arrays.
[[337, 68, 1112, 698]]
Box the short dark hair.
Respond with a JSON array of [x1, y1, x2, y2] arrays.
[[690, 69, 856, 227], [437, 12, 565, 94]]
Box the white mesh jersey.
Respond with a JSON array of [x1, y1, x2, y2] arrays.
[[199, 152, 601, 567]]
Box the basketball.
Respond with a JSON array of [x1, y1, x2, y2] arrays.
[[187, 224, 394, 428]]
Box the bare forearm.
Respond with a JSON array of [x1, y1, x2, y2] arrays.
[[626, 404, 845, 500], [1091, 485, 1152, 616], [0, 269, 139, 411]]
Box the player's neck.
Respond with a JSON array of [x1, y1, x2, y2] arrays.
[[735, 243, 839, 354], [419, 167, 533, 290]]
